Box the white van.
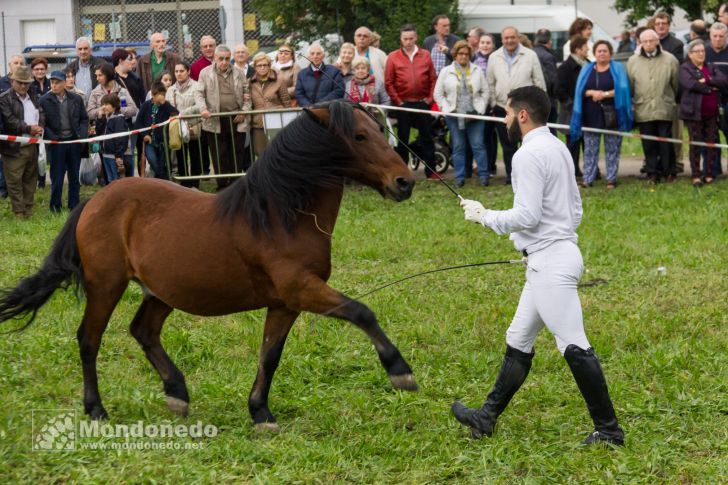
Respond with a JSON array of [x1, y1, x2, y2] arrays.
[[459, 4, 615, 61]]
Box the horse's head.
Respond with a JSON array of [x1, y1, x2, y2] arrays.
[[305, 102, 415, 201]]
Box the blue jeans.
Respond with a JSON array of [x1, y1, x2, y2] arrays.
[[446, 117, 489, 182], [102, 155, 120, 183], [145, 144, 169, 180], [48, 143, 82, 210]]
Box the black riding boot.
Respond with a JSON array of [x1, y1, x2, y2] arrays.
[[451, 345, 534, 438], [564, 344, 625, 446]]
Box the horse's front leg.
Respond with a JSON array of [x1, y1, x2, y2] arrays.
[[249, 306, 299, 432], [281, 277, 418, 391]]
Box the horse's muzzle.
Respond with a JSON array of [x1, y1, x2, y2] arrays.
[[387, 176, 415, 201]]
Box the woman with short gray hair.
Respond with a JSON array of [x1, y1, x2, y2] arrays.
[[679, 38, 728, 186]]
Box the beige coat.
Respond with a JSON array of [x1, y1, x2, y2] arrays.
[[626, 50, 679, 123], [434, 63, 489, 114], [486, 45, 546, 109], [249, 70, 291, 129], [275, 63, 300, 99], [166, 79, 201, 138], [355, 46, 387, 84], [86, 82, 138, 120], [193, 64, 251, 133]]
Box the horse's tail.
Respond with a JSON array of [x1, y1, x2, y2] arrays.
[[0, 200, 88, 331]]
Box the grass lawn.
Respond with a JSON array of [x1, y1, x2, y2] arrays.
[[0, 178, 726, 483]]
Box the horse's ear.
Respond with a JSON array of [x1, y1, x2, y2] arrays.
[[303, 107, 330, 127]]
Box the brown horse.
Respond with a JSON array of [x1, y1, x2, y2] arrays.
[[0, 101, 417, 431]]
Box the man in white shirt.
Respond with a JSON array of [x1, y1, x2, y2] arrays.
[[452, 86, 624, 446]]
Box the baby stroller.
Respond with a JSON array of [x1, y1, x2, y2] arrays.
[[408, 115, 451, 174]]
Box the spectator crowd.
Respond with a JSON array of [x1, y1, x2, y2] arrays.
[[2, 8, 728, 219]]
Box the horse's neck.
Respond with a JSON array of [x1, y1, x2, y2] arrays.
[[305, 184, 344, 235]]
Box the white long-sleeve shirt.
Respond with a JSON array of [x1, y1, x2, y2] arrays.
[[481, 126, 582, 254]]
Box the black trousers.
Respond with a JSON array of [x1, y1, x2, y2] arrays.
[[175, 138, 205, 188], [395, 101, 435, 177], [484, 119, 499, 174], [492, 106, 518, 181], [567, 134, 584, 176], [638, 120, 674, 178], [206, 117, 250, 189]]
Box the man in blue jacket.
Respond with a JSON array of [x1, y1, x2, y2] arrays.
[[294, 44, 344, 107], [39, 71, 89, 213]]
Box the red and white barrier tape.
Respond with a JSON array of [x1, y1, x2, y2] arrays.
[[362, 103, 728, 150], [0, 116, 178, 145], [3, 103, 726, 151], [0, 107, 304, 146]]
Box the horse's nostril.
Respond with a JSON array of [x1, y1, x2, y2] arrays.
[[395, 177, 412, 191]]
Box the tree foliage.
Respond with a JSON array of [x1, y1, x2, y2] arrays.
[[250, 0, 459, 53], [613, 0, 719, 27]]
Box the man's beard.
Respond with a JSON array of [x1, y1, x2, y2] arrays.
[[507, 120, 522, 145]]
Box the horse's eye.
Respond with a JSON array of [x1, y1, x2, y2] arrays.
[[355, 134, 366, 141]]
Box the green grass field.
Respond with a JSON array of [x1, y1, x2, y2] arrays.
[[0, 178, 726, 483]]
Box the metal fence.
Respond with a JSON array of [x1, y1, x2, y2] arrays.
[[75, 0, 223, 61], [74, 0, 293, 61]]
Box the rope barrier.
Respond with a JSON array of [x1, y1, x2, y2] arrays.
[[362, 102, 728, 150]]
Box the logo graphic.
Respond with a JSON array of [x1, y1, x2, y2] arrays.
[[32, 410, 77, 451]]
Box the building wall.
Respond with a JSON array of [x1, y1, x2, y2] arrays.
[[459, 0, 693, 37], [0, 0, 76, 72]]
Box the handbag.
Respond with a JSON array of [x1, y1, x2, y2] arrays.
[[600, 103, 618, 130], [168, 118, 183, 151], [595, 68, 618, 130]]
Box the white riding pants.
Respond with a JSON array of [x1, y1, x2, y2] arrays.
[[506, 240, 591, 355]]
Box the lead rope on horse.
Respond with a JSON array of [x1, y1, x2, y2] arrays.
[[296, 209, 333, 237]]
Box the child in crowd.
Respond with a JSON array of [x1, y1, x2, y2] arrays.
[[135, 81, 179, 180], [96, 93, 129, 183]]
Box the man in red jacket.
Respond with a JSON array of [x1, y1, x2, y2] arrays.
[[385, 24, 438, 178]]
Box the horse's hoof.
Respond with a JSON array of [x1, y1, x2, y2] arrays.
[[166, 396, 190, 417], [253, 422, 281, 434], [88, 406, 109, 420], [390, 373, 419, 391]]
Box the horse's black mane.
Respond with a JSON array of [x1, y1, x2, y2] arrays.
[[215, 100, 360, 234]]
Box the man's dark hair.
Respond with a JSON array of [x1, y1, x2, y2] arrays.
[[507, 86, 550, 125], [570, 36, 589, 54], [100, 93, 120, 111], [151, 81, 167, 96], [175, 61, 191, 72], [431, 15, 448, 29], [635, 26, 648, 40], [534, 29, 551, 45], [400, 23, 417, 34], [653, 11, 672, 23]]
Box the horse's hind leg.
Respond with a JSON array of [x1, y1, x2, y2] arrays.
[[248, 306, 299, 432], [129, 296, 189, 416], [77, 283, 128, 420], [282, 278, 417, 391]]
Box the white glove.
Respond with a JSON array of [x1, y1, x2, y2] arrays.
[[460, 198, 487, 224]]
